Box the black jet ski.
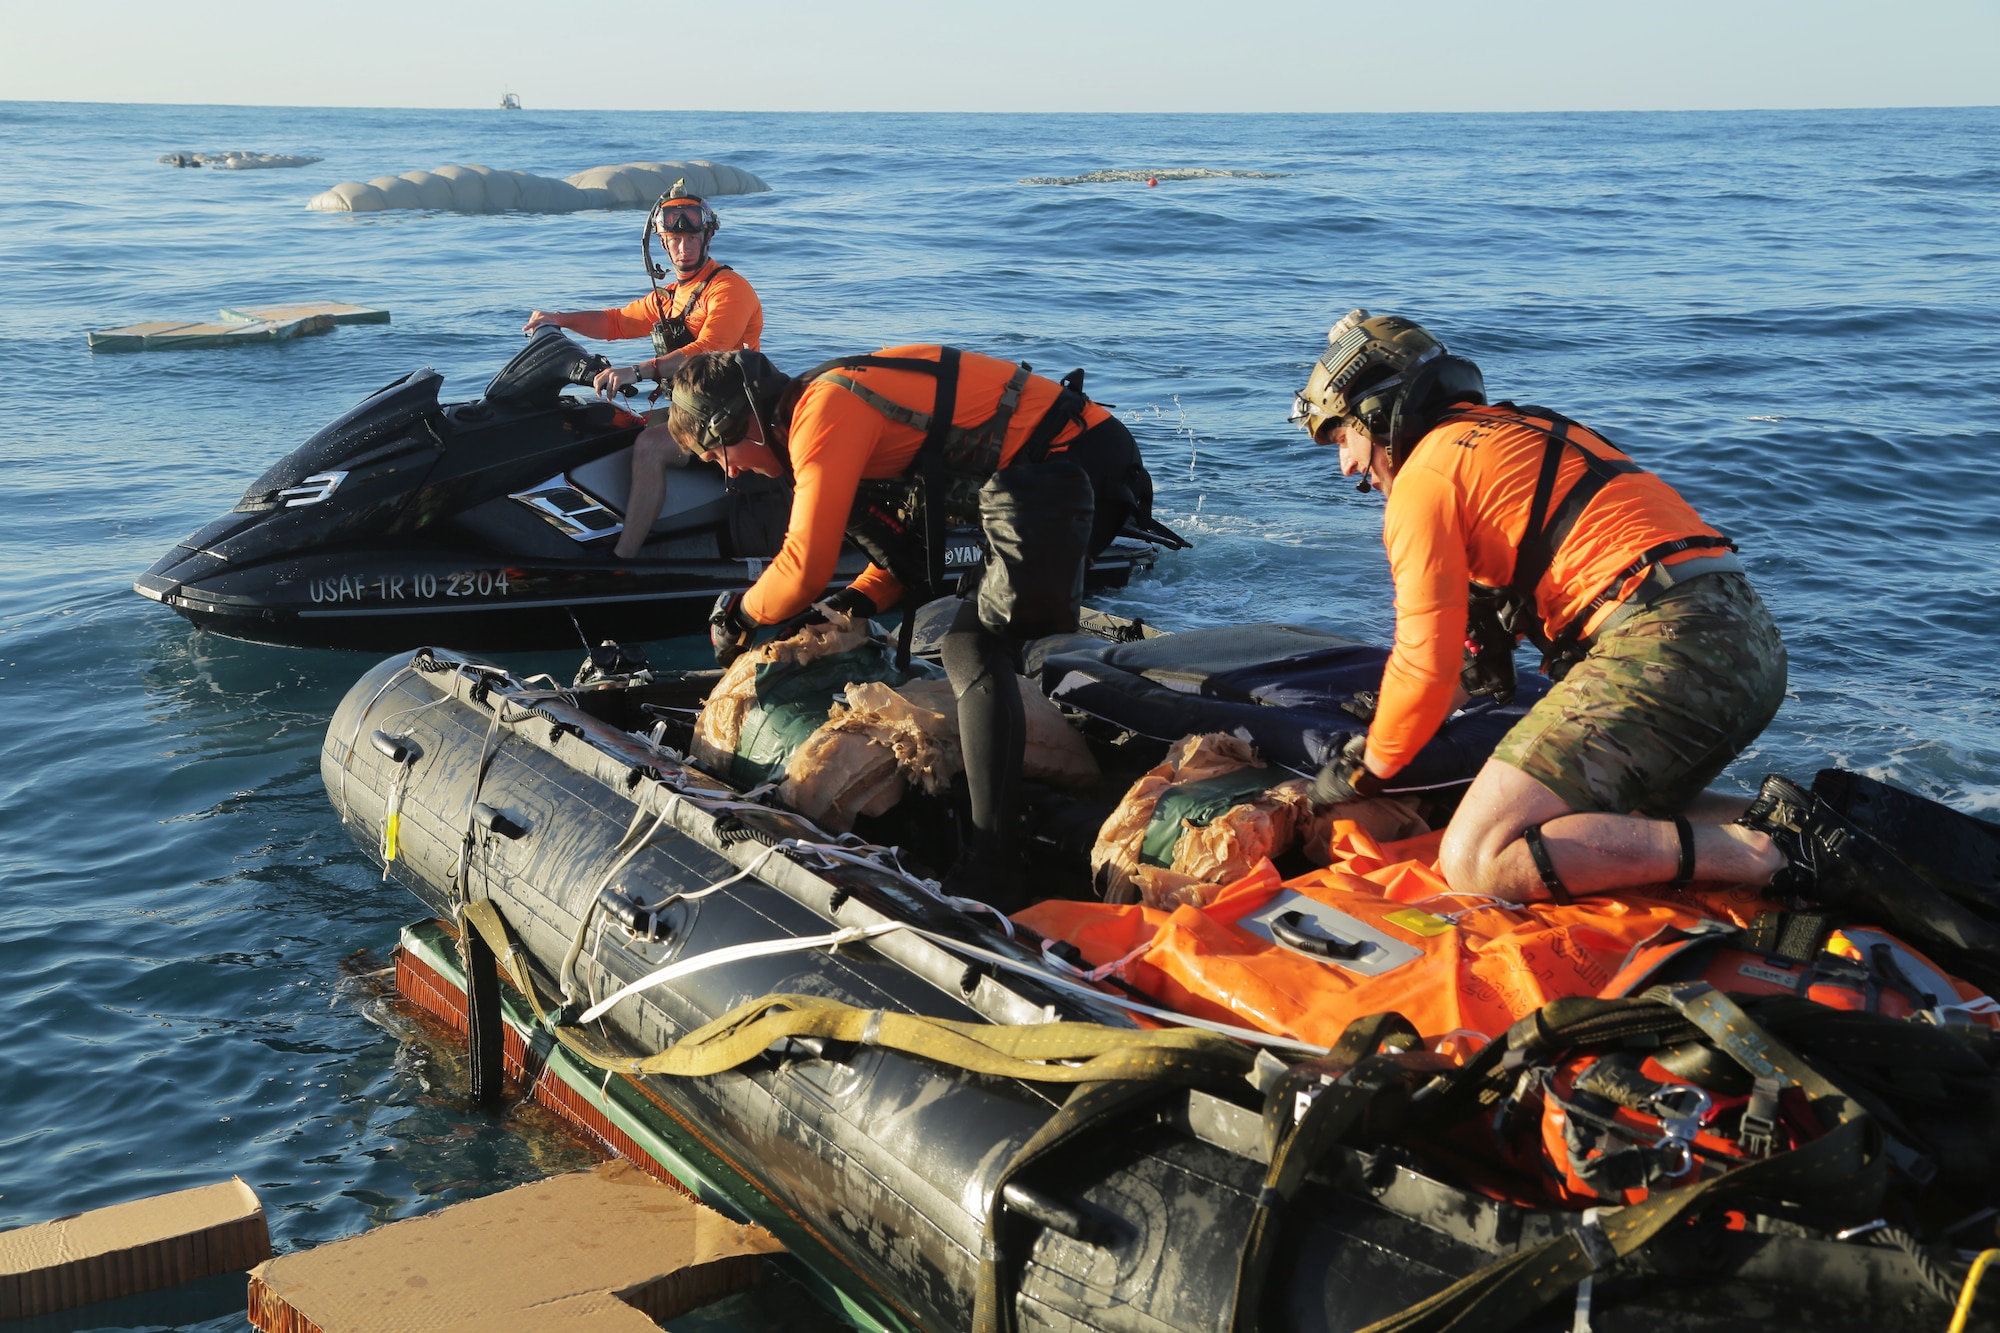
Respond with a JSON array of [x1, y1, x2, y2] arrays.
[[135, 329, 1164, 652], [323, 610, 2000, 1333]]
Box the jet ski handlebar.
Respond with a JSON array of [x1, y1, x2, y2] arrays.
[[574, 351, 639, 398]]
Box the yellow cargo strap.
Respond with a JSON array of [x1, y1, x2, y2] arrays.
[[459, 897, 1254, 1086]]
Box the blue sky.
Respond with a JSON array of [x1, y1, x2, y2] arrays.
[[3, 0, 1996, 112]]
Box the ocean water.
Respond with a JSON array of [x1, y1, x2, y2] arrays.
[[1, 101, 1997, 1329]]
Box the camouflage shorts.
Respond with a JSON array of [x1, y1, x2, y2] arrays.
[[1490, 572, 1788, 817]]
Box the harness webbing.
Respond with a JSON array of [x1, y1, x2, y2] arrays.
[[649, 265, 733, 360], [666, 265, 728, 319], [1453, 404, 1735, 671]]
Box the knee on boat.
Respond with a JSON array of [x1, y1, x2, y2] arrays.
[[1438, 821, 1527, 902], [632, 424, 687, 468]]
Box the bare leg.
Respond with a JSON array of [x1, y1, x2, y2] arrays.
[[1436, 759, 1785, 903], [613, 424, 687, 560], [1681, 789, 1753, 823]]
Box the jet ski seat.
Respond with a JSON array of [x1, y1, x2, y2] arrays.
[[1027, 622, 1552, 790]]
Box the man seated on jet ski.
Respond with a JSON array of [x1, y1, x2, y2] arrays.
[[1291, 309, 1856, 906], [523, 186, 763, 560], [669, 346, 1158, 909]]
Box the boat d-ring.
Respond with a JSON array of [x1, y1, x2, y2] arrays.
[[1270, 911, 1368, 960]]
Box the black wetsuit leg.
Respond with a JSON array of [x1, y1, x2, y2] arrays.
[[941, 414, 1153, 909], [942, 597, 1027, 905]]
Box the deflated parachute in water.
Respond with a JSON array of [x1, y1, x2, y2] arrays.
[[160, 151, 323, 169], [1024, 167, 1288, 185], [306, 160, 769, 214]]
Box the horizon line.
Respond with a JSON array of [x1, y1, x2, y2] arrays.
[[8, 97, 1999, 118]]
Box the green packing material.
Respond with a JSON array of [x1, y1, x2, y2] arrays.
[[727, 646, 908, 788], [1139, 767, 1288, 868]]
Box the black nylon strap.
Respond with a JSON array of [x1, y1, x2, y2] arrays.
[[1522, 824, 1572, 904], [800, 352, 957, 381], [1015, 388, 1090, 463], [1509, 418, 1571, 604], [1512, 428, 1642, 608], [668, 263, 730, 317], [1554, 533, 1740, 643], [917, 348, 962, 593], [1669, 815, 1696, 888]]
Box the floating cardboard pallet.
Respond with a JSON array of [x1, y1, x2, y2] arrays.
[[87, 301, 389, 351], [218, 302, 391, 326], [0, 1177, 270, 1319], [247, 1162, 780, 1333]]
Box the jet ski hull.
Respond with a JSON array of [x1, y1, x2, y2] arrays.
[[139, 543, 1157, 652], [322, 646, 1963, 1333]]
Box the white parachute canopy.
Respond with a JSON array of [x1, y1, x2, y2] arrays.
[[306, 161, 768, 214]]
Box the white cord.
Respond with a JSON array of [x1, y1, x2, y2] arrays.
[[578, 923, 904, 1024]]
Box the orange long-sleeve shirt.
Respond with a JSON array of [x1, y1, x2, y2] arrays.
[[556, 260, 762, 352], [741, 346, 1110, 625], [1370, 406, 1726, 774]]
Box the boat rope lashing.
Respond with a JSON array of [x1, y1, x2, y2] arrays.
[[578, 921, 905, 1023], [337, 663, 421, 813], [556, 792, 694, 1003], [453, 697, 516, 905], [379, 757, 409, 871], [789, 839, 1017, 938], [458, 897, 1258, 1082], [1347, 985, 1887, 1333], [1229, 1014, 1436, 1333]]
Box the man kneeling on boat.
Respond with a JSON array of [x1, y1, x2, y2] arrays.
[[670, 346, 1160, 908], [1292, 309, 1853, 904]]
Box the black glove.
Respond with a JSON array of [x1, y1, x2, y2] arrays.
[[770, 587, 879, 640], [819, 586, 879, 620], [708, 589, 758, 667], [1462, 586, 1519, 705], [1309, 732, 1388, 808]]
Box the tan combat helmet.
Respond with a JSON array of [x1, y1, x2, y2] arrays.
[[1291, 309, 1485, 463]]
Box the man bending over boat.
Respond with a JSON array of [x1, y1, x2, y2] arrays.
[[1291, 310, 1856, 905], [668, 346, 1160, 909], [523, 186, 764, 560]]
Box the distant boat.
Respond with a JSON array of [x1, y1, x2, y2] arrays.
[[499, 92, 521, 110]]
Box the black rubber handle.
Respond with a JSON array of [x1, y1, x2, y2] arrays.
[[472, 802, 528, 840], [370, 730, 421, 764], [1271, 911, 1367, 960]]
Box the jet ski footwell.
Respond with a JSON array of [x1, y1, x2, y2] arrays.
[[325, 648, 1980, 1333]]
